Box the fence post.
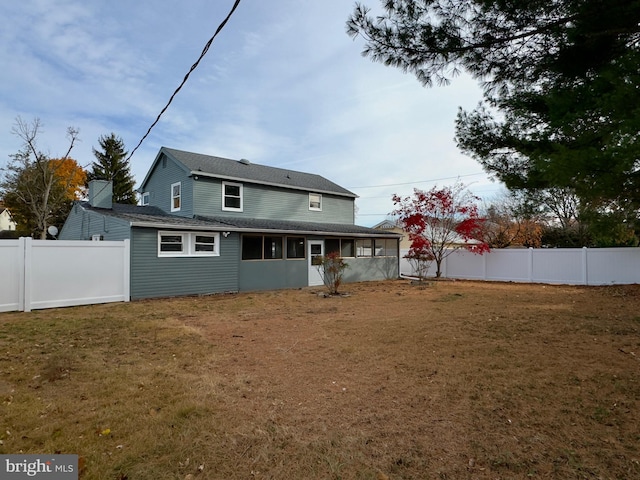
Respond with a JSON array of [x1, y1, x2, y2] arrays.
[[23, 237, 32, 312], [582, 247, 588, 285], [483, 250, 488, 280], [123, 239, 131, 302], [528, 247, 534, 283]]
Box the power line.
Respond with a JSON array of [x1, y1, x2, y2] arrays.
[[347, 172, 486, 189], [126, 0, 242, 163]]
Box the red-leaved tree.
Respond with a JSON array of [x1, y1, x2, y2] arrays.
[[392, 182, 490, 278]]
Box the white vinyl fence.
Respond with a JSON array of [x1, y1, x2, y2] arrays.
[[0, 238, 130, 312], [400, 247, 640, 285]]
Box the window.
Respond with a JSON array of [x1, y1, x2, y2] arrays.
[[141, 192, 150, 206], [341, 239, 354, 257], [309, 193, 322, 211], [159, 233, 184, 254], [223, 181, 243, 211], [286, 237, 305, 259], [264, 236, 283, 259], [325, 239, 355, 257], [242, 236, 263, 260], [158, 231, 219, 257], [242, 235, 284, 260], [375, 238, 397, 256], [171, 182, 181, 212], [325, 239, 340, 255], [356, 239, 373, 257]]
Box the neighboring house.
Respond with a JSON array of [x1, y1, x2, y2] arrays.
[[374, 218, 482, 251], [373, 219, 412, 250], [0, 206, 17, 232], [60, 147, 400, 299]]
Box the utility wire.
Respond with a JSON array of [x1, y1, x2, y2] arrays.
[[347, 172, 486, 189], [126, 0, 242, 163]]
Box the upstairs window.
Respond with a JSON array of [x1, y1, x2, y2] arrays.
[[141, 192, 150, 206], [309, 193, 322, 211], [222, 181, 243, 211], [171, 182, 181, 212]]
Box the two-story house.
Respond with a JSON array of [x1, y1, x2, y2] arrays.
[[60, 147, 400, 299]]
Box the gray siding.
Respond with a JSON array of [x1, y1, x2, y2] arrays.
[[239, 259, 307, 291], [142, 153, 194, 217], [130, 228, 239, 299], [59, 204, 131, 241], [193, 177, 354, 223], [343, 257, 399, 283]]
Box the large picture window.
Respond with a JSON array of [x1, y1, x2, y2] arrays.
[[158, 231, 219, 257], [325, 238, 355, 258], [222, 181, 243, 211]]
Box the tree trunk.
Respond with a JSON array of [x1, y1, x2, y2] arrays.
[[435, 258, 442, 278]]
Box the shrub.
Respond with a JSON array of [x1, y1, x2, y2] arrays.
[[317, 252, 349, 295]]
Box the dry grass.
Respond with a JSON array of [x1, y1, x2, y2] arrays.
[[1, 280, 639, 479]]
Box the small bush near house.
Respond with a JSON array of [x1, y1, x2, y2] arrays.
[[316, 251, 348, 295]]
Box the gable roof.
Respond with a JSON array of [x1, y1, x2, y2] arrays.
[[140, 147, 357, 198]]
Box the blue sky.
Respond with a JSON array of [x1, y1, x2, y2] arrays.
[[0, 0, 501, 226]]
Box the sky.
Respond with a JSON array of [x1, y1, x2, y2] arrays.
[[0, 0, 502, 227]]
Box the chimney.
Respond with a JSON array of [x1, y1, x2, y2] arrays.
[[88, 180, 113, 209]]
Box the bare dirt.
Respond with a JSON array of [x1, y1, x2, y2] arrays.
[[1, 279, 639, 479]]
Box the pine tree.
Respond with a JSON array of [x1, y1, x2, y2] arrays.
[[88, 133, 137, 204]]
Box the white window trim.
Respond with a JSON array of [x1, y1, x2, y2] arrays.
[[141, 192, 150, 206], [222, 181, 243, 212], [170, 182, 181, 212], [158, 231, 220, 257], [309, 193, 322, 211]]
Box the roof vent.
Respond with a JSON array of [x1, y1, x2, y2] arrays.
[[239, 158, 251, 165]]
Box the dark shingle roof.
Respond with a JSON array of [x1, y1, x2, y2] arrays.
[[196, 215, 400, 237], [83, 203, 230, 230], [161, 147, 357, 198], [83, 203, 398, 237]]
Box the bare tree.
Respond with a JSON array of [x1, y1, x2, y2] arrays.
[[0, 117, 81, 239]]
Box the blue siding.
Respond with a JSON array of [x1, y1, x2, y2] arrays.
[[59, 204, 130, 241], [239, 259, 307, 291], [130, 228, 239, 299], [142, 153, 194, 217], [193, 177, 354, 223], [343, 257, 399, 283]]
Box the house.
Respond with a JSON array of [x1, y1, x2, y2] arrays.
[[373, 219, 412, 250], [0, 206, 17, 233], [60, 147, 400, 299]]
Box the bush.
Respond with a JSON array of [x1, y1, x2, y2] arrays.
[[317, 252, 349, 295]]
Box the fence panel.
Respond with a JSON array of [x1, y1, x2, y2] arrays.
[[587, 248, 640, 285], [486, 249, 530, 282], [0, 239, 23, 312], [0, 238, 129, 312], [531, 248, 584, 284], [27, 239, 130, 311], [400, 247, 640, 285]]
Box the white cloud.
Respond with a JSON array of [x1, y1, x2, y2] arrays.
[[0, 0, 498, 227]]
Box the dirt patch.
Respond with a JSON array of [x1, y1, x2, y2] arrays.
[[1, 280, 639, 479]]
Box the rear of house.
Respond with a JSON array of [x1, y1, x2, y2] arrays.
[[60, 147, 400, 298]]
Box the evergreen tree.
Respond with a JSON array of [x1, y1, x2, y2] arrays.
[[348, 0, 640, 244], [88, 133, 137, 204]]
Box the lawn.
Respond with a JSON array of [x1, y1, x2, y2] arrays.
[[1, 280, 639, 479]]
